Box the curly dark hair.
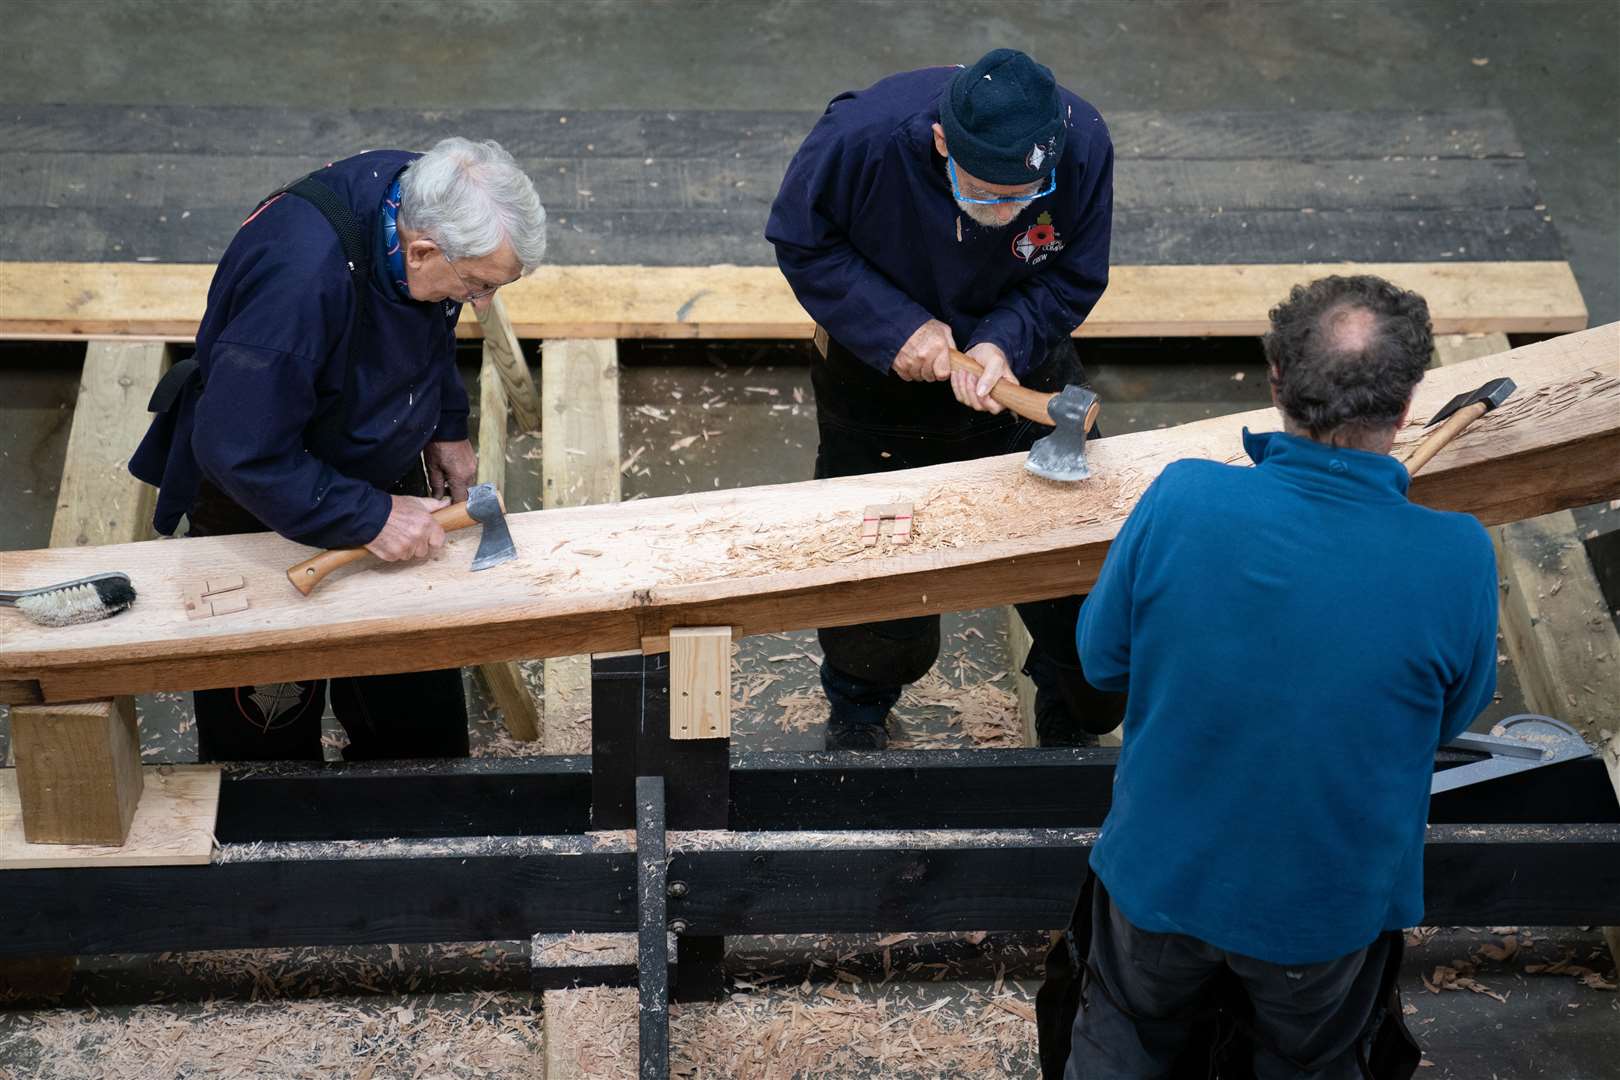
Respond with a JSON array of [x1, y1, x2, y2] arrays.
[[1263, 275, 1433, 440]]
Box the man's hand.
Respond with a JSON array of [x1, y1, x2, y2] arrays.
[[424, 439, 478, 503], [366, 495, 450, 562], [891, 319, 957, 382], [950, 342, 1015, 413]]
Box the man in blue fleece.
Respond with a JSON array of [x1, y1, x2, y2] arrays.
[[131, 137, 547, 762], [1064, 276, 1498, 1077], [767, 48, 1123, 750]]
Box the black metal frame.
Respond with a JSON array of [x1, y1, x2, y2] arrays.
[[3, 651, 1617, 1077]]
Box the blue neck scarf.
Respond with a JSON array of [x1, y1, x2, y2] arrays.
[[378, 177, 410, 299]]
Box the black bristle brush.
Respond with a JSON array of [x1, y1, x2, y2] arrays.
[[1, 573, 137, 627]]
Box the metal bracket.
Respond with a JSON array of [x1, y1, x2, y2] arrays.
[[1432, 714, 1594, 795]]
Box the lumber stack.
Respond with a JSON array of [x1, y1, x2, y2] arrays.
[[2, 324, 1616, 706]]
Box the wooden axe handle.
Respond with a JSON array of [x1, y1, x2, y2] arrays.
[[947, 351, 1100, 432], [286, 499, 482, 597], [1401, 400, 1489, 477]]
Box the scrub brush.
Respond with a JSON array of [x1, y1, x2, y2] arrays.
[[1, 573, 137, 627]]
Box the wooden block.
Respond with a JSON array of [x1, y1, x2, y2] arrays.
[[8, 697, 143, 845], [670, 627, 731, 740], [50, 341, 172, 548], [1431, 331, 1513, 369], [1, 765, 219, 868], [860, 502, 913, 547], [472, 293, 541, 431], [181, 575, 250, 620]]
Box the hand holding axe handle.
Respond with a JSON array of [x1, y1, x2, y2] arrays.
[[286, 488, 509, 596], [1401, 377, 1516, 477], [948, 350, 1100, 431]]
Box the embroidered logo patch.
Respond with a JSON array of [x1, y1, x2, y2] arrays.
[[1012, 211, 1065, 265], [1025, 137, 1057, 171]]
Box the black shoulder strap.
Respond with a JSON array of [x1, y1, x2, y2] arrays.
[[281, 174, 371, 288]]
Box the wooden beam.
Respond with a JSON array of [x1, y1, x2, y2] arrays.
[[6, 698, 142, 845], [2, 325, 1616, 705], [471, 293, 541, 431], [542, 339, 622, 755], [670, 627, 732, 740], [472, 337, 540, 742], [1006, 611, 1038, 748], [1433, 333, 1620, 749], [0, 260, 1587, 341], [50, 341, 171, 547], [0, 764, 219, 868]]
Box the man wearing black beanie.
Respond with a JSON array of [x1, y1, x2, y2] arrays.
[[767, 49, 1121, 751]]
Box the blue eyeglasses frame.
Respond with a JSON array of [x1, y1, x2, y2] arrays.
[[947, 158, 1055, 205]]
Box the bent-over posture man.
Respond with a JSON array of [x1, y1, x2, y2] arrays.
[[1050, 276, 1496, 1078], [131, 137, 547, 762], [767, 48, 1124, 749]]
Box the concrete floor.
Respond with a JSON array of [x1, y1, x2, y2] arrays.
[[2, 1, 1617, 1076]]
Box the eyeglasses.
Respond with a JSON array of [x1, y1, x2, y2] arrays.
[[442, 250, 520, 303], [948, 158, 1055, 205]]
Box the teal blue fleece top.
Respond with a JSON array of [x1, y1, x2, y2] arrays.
[[1080, 428, 1498, 964]]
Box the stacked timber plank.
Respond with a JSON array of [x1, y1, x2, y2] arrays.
[[3, 325, 1615, 706]]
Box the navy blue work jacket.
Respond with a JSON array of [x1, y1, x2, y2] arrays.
[[766, 67, 1113, 377], [130, 150, 467, 549]]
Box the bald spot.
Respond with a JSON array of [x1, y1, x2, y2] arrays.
[[1320, 305, 1379, 355]]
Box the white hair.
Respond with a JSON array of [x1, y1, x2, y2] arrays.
[[398, 137, 547, 272]]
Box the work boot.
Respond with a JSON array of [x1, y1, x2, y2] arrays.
[[825, 723, 890, 751], [819, 661, 902, 751], [1024, 651, 1124, 747]]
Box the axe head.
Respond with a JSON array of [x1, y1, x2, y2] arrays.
[[465, 482, 517, 571], [1025, 385, 1099, 483], [1427, 377, 1516, 427]]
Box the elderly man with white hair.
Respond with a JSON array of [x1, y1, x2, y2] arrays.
[[131, 137, 547, 762]]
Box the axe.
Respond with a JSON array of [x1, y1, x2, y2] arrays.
[[1402, 377, 1516, 476], [286, 482, 517, 596], [949, 351, 1101, 482]]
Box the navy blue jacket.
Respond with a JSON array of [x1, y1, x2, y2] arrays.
[[130, 150, 467, 549], [766, 67, 1113, 377], [1079, 430, 1499, 964]]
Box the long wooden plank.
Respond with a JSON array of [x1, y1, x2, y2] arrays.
[[0, 260, 1587, 341], [2, 325, 1615, 706], [0, 765, 219, 869]]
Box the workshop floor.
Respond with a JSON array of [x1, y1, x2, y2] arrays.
[[2, 1, 1617, 1076]]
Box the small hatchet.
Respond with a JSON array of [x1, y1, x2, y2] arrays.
[[949, 350, 1102, 482], [1402, 377, 1517, 476], [286, 482, 517, 596]]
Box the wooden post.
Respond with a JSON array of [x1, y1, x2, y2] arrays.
[[1006, 610, 1039, 747], [472, 336, 540, 742], [50, 341, 171, 548], [472, 294, 542, 432], [670, 627, 732, 740], [542, 339, 622, 754], [8, 697, 142, 845]]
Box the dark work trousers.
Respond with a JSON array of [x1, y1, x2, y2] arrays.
[[1037, 872, 1419, 1080], [186, 462, 471, 763], [812, 332, 1127, 746]]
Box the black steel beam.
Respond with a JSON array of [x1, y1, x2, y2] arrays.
[[203, 750, 1617, 844], [7, 824, 1614, 958], [637, 776, 670, 1080]]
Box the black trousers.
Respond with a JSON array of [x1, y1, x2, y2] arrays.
[[812, 333, 1127, 744], [186, 464, 471, 763], [1036, 872, 1420, 1080]]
